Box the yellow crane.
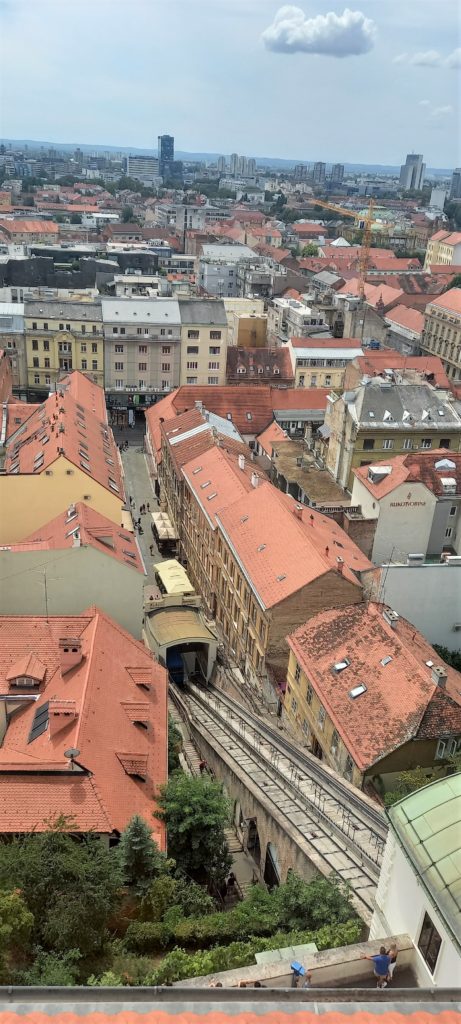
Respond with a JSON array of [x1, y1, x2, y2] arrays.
[[306, 197, 376, 300]]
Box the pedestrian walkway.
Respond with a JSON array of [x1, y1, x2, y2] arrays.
[[120, 444, 161, 583]]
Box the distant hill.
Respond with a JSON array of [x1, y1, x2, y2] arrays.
[[0, 138, 453, 177]]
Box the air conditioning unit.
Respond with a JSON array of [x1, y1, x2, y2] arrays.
[[407, 553, 425, 565]]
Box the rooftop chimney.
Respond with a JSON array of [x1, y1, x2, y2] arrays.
[[251, 472, 259, 488], [59, 638, 83, 675], [238, 454, 245, 472], [431, 665, 447, 688], [336, 556, 344, 574], [195, 400, 204, 413], [383, 608, 399, 629], [72, 531, 81, 548], [293, 504, 303, 520]]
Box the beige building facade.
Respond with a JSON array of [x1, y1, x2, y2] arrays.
[[24, 299, 103, 394], [178, 298, 228, 386], [424, 230, 461, 269], [421, 289, 461, 384]]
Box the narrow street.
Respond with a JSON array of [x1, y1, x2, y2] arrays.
[[118, 438, 162, 585]]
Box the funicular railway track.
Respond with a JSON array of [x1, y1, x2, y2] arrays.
[[170, 681, 388, 923]]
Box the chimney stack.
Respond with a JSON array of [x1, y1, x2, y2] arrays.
[[72, 531, 81, 548], [251, 472, 259, 488], [383, 607, 399, 629], [59, 638, 83, 675], [238, 454, 245, 472], [336, 556, 344, 574], [431, 665, 447, 689], [293, 504, 303, 520]]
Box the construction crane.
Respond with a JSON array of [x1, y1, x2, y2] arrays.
[[306, 197, 376, 300]]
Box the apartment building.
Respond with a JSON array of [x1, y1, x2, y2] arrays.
[[178, 298, 228, 385], [102, 297, 181, 398], [325, 380, 461, 490], [236, 259, 288, 300], [287, 338, 363, 390], [0, 302, 26, 387], [0, 347, 12, 402], [213, 483, 370, 695], [267, 297, 326, 345], [197, 245, 256, 297], [226, 346, 294, 386], [0, 371, 126, 543], [0, 219, 59, 244], [0, 608, 167, 842], [284, 603, 461, 793], [421, 288, 461, 383], [351, 451, 461, 564], [424, 230, 461, 270], [24, 299, 103, 396]]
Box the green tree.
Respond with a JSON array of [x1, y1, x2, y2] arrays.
[[301, 243, 319, 257], [55, 213, 65, 223], [0, 822, 121, 956], [384, 766, 433, 807], [18, 948, 81, 986], [122, 205, 135, 223], [443, 275, 461, 292], [275, 873, 356, 931], [168, 714, 182, 773], [0, 890, 34, 980], [118, 815, 164, 892], [70, 212, 82, 224], [155, 775, 232, 883], [433, 645, 461, 671]]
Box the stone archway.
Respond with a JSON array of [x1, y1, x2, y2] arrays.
[[264, 841, 281, 888]]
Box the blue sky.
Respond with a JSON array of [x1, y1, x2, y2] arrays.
[[0, 0, 459, 167]]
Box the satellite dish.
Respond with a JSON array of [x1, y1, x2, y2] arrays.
[[64, 748, 80, 770]]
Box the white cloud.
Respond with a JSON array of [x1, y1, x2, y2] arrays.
[[392, 53, 408, 64], [410, 50, 442, 66], [444, 47, 461, 68], [262, 5, 376, 57], [419, 99, 431, 106], [431, 105, 454, 117]]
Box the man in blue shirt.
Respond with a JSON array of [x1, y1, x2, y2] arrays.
[[361, 947, 391, 988]]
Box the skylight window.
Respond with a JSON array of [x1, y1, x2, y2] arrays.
[[109, 479, 120, 492], [349, 683, 367, 699], [200, 481, 211, 489], [28, 701, 49, 743], [257, 544, 266, 552], [333, 658, 350, 673], [380, 656, 393, 667], [207, 492, 217, 500], [276, 573, 287, 581], [192, 466, 202, 475]]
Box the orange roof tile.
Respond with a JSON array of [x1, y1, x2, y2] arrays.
[[0, 219, 59, 234], [5, 652, 46, 682], [354, 351, 450, 390], [0, 773, 112, 833], [290, 337, 362, 350], [353, 449, 461, 499], [430, 229, 461, 245], [288, 603, 461, 771], [172, 386, 274, 435], [5, 401, 41, 439], [56, 369, 108, 421], [182, 446, 259, 526], [226, 347, 294, 384], [256, 419, 287, 455], [0, 1015, 459, 1024], [270, 387, 331, 412], [385, 304, 424, 334], [5, 378, 123, 499], [145, 391, 178, 466], [19, 503, 144, 573], [0, 608, 167, 841], [427, 287, 461, 316], [217, 482, 370, 609]]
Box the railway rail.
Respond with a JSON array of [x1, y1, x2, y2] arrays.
[[170, 681, 388, 923]]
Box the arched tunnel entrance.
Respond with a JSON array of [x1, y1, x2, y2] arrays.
[[264, 841, 281, 888]]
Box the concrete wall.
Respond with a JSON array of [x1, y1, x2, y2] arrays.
[[379, 563, 461, 651], [371, 832, 460, 989], [0, 547, 144, 637]]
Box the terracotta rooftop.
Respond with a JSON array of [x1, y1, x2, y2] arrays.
[[5, 401, 41, 440], [337, 279, 404, 309], [352, 351, 450, 390], [163, 385, 274, 435], [288, 602, 461, 772], [4, 378, 123, 499], [385, 304, 424, 335], [182, 445, 261, 527], [0, 219, 59, 234], [256, 418, 287, 456], [290, 337, 362, 350], [0, 773, 112, 834], [216, 482, 370, 610], [270, 387, 331, 412], [226, 347, 294, 384], [18, 502, 144, 573], [0, 608, 167, 841], [0, 1012, 457, 1024], [59, 368, 108, 421], [427, 287, 461, 316], [430, 229, 461, 245], [353, 449, 461, 500]]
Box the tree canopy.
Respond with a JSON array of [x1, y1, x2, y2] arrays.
[[155, 774, 232, 883]]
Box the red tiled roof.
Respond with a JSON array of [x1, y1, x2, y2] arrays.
[[293, 223, 326, 235], [182, 445, 260, 526], [172, 385, 274, 435], [385, 304, 424, 334], [354, 351, 450, 390], [226, 347, 294, 384], [1, 1014, 459, 1024], [162, 407, 248, 474], [0, 774, 112, 834], [337, 279, 404, 309], [290, 337, 362, 350], [0, 608, 167, 841], [145, 392, 178, 465], [353, 449, 461, 499], [217, 482, 369, 609], [427, 287, 461, 316], [19, 502, 144, 573], [288, 603, 461, 771], [256, 419, 287, 455], [429, 264, 461, 275], [5, 401, 41, 439], [5, 377, 123, 499], [60, 369, 108, 422], [430, 229, 461, 245], [0, 219, 59, 234], [270, 387, 331, 411]]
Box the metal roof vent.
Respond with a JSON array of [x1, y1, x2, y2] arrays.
[[383, 608, 399, 629]]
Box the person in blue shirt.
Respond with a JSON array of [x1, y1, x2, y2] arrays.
[[361, 947, 391, 988]]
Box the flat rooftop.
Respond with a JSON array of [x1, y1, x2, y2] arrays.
[[271, 439, 350, 505]]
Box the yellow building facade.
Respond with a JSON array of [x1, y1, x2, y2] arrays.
[[24, 300, 104, 393]]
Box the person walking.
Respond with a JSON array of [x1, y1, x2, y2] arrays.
[[386, 944, 398, 982], [361, 947, 391, 989], [150, 544, 155, 556]]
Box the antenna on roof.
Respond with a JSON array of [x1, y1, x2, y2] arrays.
[[64, 748, 80, 771]]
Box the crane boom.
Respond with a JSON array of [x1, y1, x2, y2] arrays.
[[305, 197, 376, 299]]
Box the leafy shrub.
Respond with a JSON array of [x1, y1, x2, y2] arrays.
[[17, 948, 81, 986], [123, 921, 172, 953]]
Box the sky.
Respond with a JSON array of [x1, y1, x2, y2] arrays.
[[0, 0, 459, 168]]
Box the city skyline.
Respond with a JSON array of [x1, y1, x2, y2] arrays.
[[0, 0, 459, 167]]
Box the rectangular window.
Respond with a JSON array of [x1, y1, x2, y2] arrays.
[[92, 360, 98, 370], [115, 362, 124, 370], [115, 345, 124, 353], [363, 438, 375, 450], [32, 340, 38, 351], [137, 328, 142, 335], [208, 361, 219, 370], [162, 345, 170, 354], [325, 375, 331, 386], [81, 325, 86, 334], [208, 376, 219, 385], [449, 506, 457, 517], [43, 323, 48, 330], [66, 324, 71, 331], [139, 362, 147, 371], [92, 325, 97, 334], [115, 378, 123, 388], [344, 754, 354, 779], [403, 438, 413, 450], [33, 357, 39, 368], [318, 705, 326, 730], [187, 376, 197, 384], [421, 439, 432, 449], [188, 330, 199, 339], [34, 374, 40, 384], [291, 698, 298, 714], [81, 343, 87, 352], [330, 729, 339, 754], [210, 330, 221, 340], [92, 343, 98, 353], [162, 363, 170, 372], [81, 359, 87, 370], [440, 439, 450, 449], [120, 327, 126, 335], [209, 346, 220, 355], [44, 358, 50, 368], [112, 327, 118, 334], [445, 527, 453, 539], [382, 439, 394, 450], [306, 683, 313, 705], [139, 380, 145, 388], [294, 663, 301, 683], [187, 361, 198, 369], [418, 913, 442, 974], [32, 322, 37, 329], [139, 345, 147, 353], [45, 375, 50, 385], [43, 340, 49, 351]]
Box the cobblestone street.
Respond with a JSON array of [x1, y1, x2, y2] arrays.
[[119, 440, 162, 584]]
